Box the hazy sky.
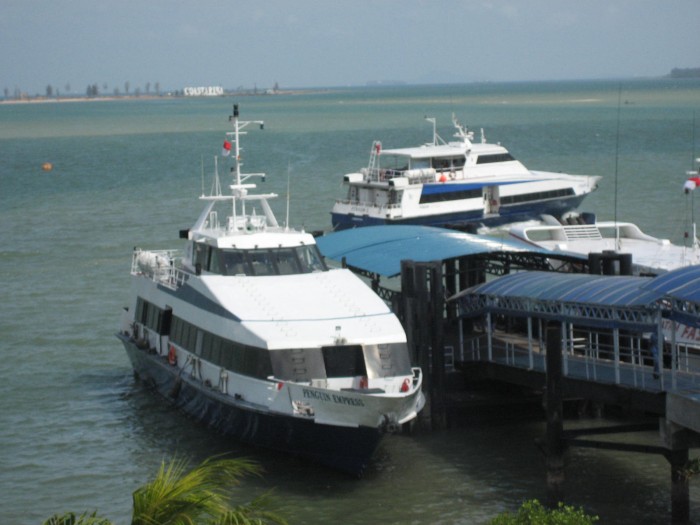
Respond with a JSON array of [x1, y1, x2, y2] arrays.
[[3, 0, 699, 95]]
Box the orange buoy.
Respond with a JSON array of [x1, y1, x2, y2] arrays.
[[42, 162, 53, 171]]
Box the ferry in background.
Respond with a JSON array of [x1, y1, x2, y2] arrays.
[[117, 105, 424, 475], [510, 159, 700, 277], [331, 116, 601, 231], [509, 212, 700, 276]]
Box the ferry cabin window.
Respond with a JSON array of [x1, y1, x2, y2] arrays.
[[248, 250, 277, 276], [221, 250, 250, 275], [419, 187, 482, 204], [388, 189, 402, 205], [500, 188, 574, 205], [432, 156, 466, 171], [217, 246, 327, 276], [322, 345, 367, 378], [193, 242, 211, 270], [476, 153, 515, 164], [135, 298, 169, 334], [208, 250, 222, 274], [410, 158, 431, 170], [297, 245, 327, 273], [272, 247, 302, 275], [170, 315, 273, 379]]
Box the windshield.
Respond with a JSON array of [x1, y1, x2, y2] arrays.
[[217, 244, 327, 276]]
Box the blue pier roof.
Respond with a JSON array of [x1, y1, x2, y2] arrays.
[[454, 266, 700, 330], [460, 271, 661, 307], [316, 225, 554, 277], [640, 265, 700, 303]]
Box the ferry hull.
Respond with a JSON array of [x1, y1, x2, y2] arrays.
[[331, 194, 589, 231], [118, 334, 383, 476]]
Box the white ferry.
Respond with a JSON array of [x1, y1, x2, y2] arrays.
[[509, 212, 700, 276], [117, 105, 424, 475], [331, 116, 601, 231]]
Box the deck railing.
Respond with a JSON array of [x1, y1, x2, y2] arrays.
[[456, 325, 700, 393], [130, 249, 190, 290]]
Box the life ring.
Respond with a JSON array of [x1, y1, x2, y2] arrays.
[[168, 345, 177, 366]]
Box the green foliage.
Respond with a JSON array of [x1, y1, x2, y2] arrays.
[[42, 511, 113, 525], [680, 457, 700, 480], [43, 456, 287, 525], [489, 499, 598, 525]]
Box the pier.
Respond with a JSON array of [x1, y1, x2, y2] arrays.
[[317, 225, 700, 523]]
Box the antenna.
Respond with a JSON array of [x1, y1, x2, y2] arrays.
[[227, 103, 265, 187], [613, 84, 622, 251], [286, 161, 291, 230], [425, 116, 439, 145]]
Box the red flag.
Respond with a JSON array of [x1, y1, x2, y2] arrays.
[[684, 176, 700, 193], [222, 140, 232, 157]]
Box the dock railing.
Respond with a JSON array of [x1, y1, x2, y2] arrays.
[[457, 324, 700, 393]]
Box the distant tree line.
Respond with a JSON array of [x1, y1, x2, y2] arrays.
[[1, 81, 162, 100], [3, 80, 283, 101], [668, 68, 700, 79]]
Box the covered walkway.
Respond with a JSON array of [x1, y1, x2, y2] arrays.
[[451, 267, 700, 405], [319, 225, 700, 522], [452, 266, 700, 523]]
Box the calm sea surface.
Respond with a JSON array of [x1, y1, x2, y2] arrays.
[[2, 79, 700, 524]]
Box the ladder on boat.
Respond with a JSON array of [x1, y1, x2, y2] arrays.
[[368, 141, 382, 174]]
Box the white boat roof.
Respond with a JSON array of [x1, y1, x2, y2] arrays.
[[381, 141, 508, 159], [196, 230, 316, 250], [511, 219, 700, 274], [192, 268, 405, 349]]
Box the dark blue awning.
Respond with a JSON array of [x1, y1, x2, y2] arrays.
[[453, 266, 700, 330], [641, 265, 700, 303], [460, 271, 661, 307]]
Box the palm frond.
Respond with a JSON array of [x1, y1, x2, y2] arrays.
[[131, 455, 263, 525], [42, 511, 113, 525], [211, 491, 288, 525]]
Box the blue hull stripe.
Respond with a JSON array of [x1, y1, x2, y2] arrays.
[[331, 195, 587, 230], [420, 179, 536, 196]]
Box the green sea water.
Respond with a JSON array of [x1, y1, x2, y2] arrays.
[[1, 79, 699, 524]]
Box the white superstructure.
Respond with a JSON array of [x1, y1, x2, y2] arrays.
[[509, 213, 700, 276], [331, 115, 600, 231], [118, 105, 424, 474]]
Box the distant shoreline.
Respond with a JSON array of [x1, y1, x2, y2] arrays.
[[3, 75, 699, 106], [0, 89, 321, 105]]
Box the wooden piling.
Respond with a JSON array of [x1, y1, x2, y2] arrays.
[[669, 449, 690, 523], [428, 261, 446, 430], [545, 323, 565, 506]]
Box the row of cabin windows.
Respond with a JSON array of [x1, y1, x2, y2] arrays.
[[382, 153, 514, 174], [170, 315, 273, 379], [419, 187, 482, 205], [476, 153, 515, 165], [419, 186, 575, 205], [501, 187, 575, 205], [134, 298, 369, 382], [135, 298, 172, 335], [193, 244, 327, 276], [398, 156, 466, 172]]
